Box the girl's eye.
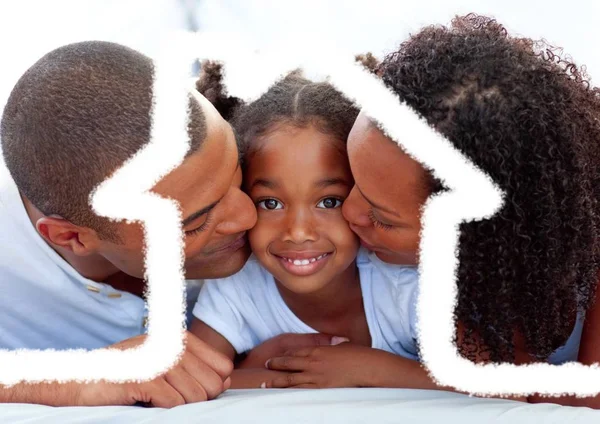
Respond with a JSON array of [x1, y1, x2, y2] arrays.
[[257, 199, 283, 210], [368, 208, 394, 231], [317, 197, 343, 209]]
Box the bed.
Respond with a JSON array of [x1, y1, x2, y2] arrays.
[[1, 388, 598, 423]]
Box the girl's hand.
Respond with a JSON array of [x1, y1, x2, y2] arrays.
[[262, 344, 375, 389], [238, 333, 349, 369]]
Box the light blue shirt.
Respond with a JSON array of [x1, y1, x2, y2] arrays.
[[0, 160, 199, 350], [195, 249, 421, 360]]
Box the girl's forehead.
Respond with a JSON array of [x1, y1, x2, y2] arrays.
[[255, 131, 346, 165], [251, 124, 346, 153], [244, 127, 351, 182]]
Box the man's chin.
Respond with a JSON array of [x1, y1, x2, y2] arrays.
[[184, 245, 251, 280]]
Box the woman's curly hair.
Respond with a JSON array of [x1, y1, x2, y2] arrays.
[[379, 14, 600, 362]]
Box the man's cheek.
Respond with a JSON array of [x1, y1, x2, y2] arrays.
[[183, 235, 211, 260]]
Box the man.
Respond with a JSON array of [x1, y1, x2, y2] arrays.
[[0, 41, 257, 407]]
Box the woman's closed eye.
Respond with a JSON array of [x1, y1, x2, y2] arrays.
[[368, 208, 394, 230]]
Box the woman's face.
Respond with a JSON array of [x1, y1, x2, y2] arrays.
[[342, 112, 431, 265]]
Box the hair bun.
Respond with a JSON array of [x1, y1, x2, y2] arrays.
[[355, 52, 381, 75], [196, 60, 243, 121]]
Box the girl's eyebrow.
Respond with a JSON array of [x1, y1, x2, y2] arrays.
[[183, 163, 240, 227], [250, 178, 279, 190], [314, 177, 351, 189], [249, 177, 350, 191]]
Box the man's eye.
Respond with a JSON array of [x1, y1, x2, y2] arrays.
[[257, 199, 283, 210], [184, 213, 213, 237], [317, 197, 343, 209]]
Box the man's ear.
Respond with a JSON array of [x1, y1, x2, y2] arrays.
[[36, 216, 101, 256]]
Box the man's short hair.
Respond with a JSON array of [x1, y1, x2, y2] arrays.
[[1, 41, 206, 241]]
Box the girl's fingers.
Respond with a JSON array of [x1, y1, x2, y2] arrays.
[[265, 356, 310, 372], [281, 347, 315, 358], [264, 373, 315, 388]]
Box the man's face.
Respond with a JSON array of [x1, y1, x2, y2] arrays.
[[95, 93, 257, 280]]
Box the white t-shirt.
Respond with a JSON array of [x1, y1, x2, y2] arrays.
[[0, 159, 201, 350], [193, 248, 421, 360]]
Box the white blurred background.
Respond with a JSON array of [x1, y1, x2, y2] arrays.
[[0, 0, 599, 114]]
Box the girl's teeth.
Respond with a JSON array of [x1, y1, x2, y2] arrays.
[[284, 254, 329, 265]]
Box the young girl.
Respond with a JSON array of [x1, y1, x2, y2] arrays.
[[190, 64, 422, 389]]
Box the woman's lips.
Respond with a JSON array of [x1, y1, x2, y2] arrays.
[[349, 224, 380, 252], [358, 238, 389, 255], [359, 239, 376, 251]]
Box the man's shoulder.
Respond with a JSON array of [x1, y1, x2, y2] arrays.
[[0, 160, 25, 237], [0, 182, 71, 290]]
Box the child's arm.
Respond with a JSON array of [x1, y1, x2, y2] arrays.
[[262, 326, 529, 402], [263, 342, 436, 389], [189, 318, 236, 360], [189, 318, 292, 389]]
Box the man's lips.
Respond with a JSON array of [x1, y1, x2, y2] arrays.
[[209, 232, 247, 254]]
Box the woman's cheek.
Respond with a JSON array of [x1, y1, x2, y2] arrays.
[[385, 227, 420, 256]]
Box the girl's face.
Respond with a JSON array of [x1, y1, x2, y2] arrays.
[[342, 113, 431, 266], [245, 123, 359, 294]]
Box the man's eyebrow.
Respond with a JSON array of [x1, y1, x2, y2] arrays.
[[182, 198, 221, 227], [182, 133, 240, 227], [250, 178, 278, 190], [357, 185, 401, 217], [314, 177, 351, 189]]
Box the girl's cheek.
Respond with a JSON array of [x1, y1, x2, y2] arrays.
[[329, 219, 361, 248], [249, 218, 278, 246]]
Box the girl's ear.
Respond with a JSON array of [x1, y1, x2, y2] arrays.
[[36, 216, 101, 256]]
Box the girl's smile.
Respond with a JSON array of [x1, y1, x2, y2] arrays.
[[272, 251, 333, 277]]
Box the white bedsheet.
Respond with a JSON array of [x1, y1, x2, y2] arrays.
[[0, 389, 598, 423]]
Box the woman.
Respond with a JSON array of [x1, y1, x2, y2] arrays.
[[262, 14, 600, 403]]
